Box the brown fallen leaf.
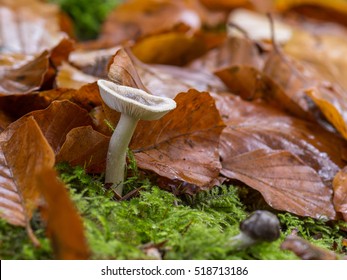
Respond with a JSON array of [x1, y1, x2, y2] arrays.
[[0, 51, 49, 95], [332, 167, 347, 222], [56, 126, 109, 173], [130, 90, 225, 188], [37, 168, 90, 259], [0, 110, 12, 132], [215, 93, 345, 175], [281, 235, 339, 260], [214, 92, 344, 219], [199, 0, 248, 10], [279, 1, 347, 28], [138, 63, 227, 99], [108, 48, 148, 92], [222, 149, 336, 219], [56, 62, 98, 89], [0, 88, 75, 119], [110, 48, 226, 99], [189, 37, 263, 73], [215, 65, 309, 120], [262, 50, 319, 121], [283, 30, 347, 140], [100, 0, 221, 45], [49, 37, 75, 68], [0, 116, 55, 243], [131, 32, 207, 65], [29, 100, 94, 154], [0, 2, 65, 55], [69, 46, 120, 78]]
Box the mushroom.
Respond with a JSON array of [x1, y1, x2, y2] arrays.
[[229, 210, 280, 250], [97, 79, 177, 196]]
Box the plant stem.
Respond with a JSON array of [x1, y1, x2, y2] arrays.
[[105, 114, 138, 196]]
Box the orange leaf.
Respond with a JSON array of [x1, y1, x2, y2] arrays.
[[0, 116, 55, 243], [37, 168, 90, 259], [215, 92, 343, 219], [56, 62, 98, 90], [131, 89, 225, 187], [333, 167, 347, 221], [29, 100, 93, 154], [100, 0, 202, 45], [0, 51, 49, 95], [131, 32, 206, 65], [56, 126, 109, 173], [222, 149, 336, 219], [108, 48, 148, 92], [0, 3, 65, 55]]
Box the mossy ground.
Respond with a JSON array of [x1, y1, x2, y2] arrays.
[[1, 162, 346, 260]]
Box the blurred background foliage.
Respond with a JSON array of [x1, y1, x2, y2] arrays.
[[48, 0, 122, 40]]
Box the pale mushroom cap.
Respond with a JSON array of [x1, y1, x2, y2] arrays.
[[97, 79, 177, 120]]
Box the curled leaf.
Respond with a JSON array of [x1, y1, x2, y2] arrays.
[[37, 168, 90, 259], [0, 116, 55, 243], [29, 100, 93, 154], [56, 126, 109, 173], [0, 51, 49, 95]]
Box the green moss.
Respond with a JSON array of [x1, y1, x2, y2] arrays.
[[279, 212, 347, 254], [0, 216, 52, 260], [56, 164, 296, 259], [1, 163, 345, 259], [49, 0, 122, 40]]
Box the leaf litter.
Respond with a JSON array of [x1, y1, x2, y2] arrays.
[[1, 0, 347, 259]]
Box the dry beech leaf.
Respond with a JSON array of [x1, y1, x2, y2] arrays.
[[306, 85, 347, 140], [222, 149, 336, 219], [56, 62, 98, 89], [49, 37, 75, 68], [0, 3, 65, 55], [28, 100, 93, 154], [111, 48, 226, 99], [332, 167, 347, 221], [108, 48, 148, 91], [189, 37, 263, 73], [283, 31, 347, 140], [214, 93, 343, 219], [130, 90, 225, 187], [131, 32, 206, 65], [215, 93, 345, 174], [215, 65, 309, 120], [199, 0, 248, 9], [0, 116, 55, 243], [281, 235, 338, 260], [0, 88, 75, 119], [0, 110, 12, 132], [134, 57, 227, 99], [100, 0, 202, 45], [262, 51, 319, 120], [56, 126, 109, 173], [69, 46, 120, 78], [37, 168, 90, 259], [0, 51, 49, 95], [39, 82, 102, 111]]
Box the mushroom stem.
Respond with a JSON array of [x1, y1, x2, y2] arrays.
[[106, 113, 139, 195], [228, 231, 256, 250]]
